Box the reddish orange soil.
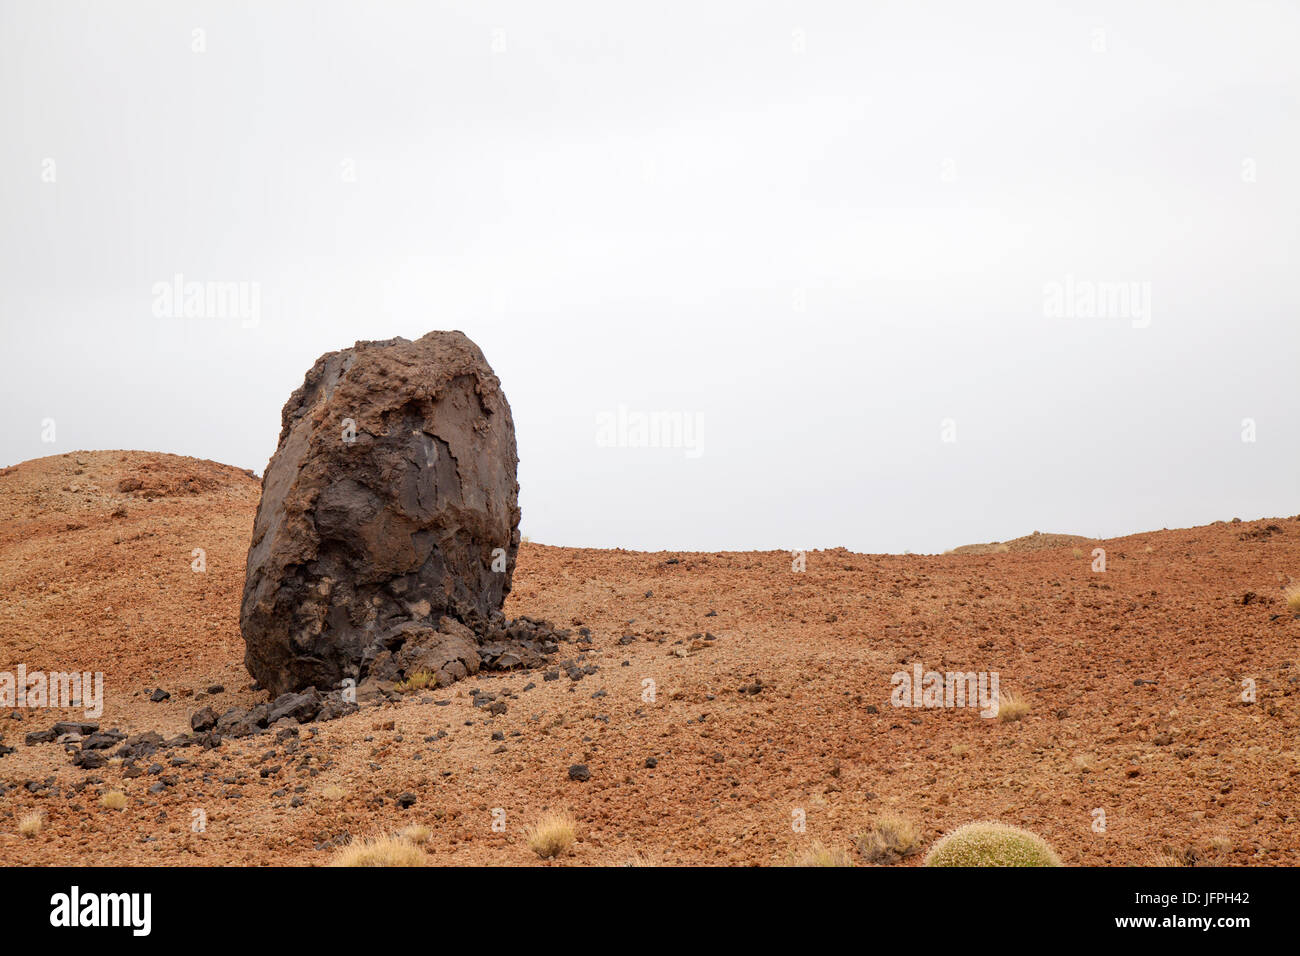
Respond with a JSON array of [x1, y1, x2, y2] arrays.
[[1, 451, 1298, 866]]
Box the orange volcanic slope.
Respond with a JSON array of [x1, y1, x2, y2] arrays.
[[0, 451, 1297, 866]]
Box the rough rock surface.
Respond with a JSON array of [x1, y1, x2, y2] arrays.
[[240, 331, 523, 697]]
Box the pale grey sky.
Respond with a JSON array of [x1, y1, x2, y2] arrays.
[[3, 1, 1297, 553]]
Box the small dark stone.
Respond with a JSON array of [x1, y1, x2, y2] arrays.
[[53, 721, 98, 736], [72, 750, 106, 769], [568, 764, 591, 782], [396, 792, 417, 808], [645, 757, 658, 769], [116, 732, 164, 761], [266, 688, 322, 725], [81, 730, 125, 750], [190, 706, 218, 732], [150, 688, 170, 703]]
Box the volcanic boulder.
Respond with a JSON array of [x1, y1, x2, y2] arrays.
[[240, 331, 521, 697]]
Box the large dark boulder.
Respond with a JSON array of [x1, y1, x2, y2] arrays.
[[240, 331, 521, 697]]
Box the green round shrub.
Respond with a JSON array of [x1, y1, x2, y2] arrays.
[[923, 821, 1062, 867]]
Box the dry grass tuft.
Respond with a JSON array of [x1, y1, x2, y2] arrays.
[[1284, 584, 1300, 614], [400, 824, 432, 845], [395, 670, 437, 693], [924, 821, 1061, 867], [321, 785, 346, 801], [857, 814, 922, 864], [997, 690, 1031, 722], [1205, 835, 1232, 859], [527, 813, 577, 860], [18, 812, 43, 837], [100, 790, 128, 811], [329, 833, 427, 867], [1155, 843, 1200, 867], [791, 842, 854, 867]]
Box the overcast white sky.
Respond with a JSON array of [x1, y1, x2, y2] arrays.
[[3, 1, 1297, 553]]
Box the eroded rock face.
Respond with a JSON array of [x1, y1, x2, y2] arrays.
[[240, 331, 521, 697]]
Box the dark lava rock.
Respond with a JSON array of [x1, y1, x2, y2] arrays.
[[267, 688, 322, 725], [215, 705, 269, 739], [149, 688, 170, 702], [568, 764, 591, 782], [190, 706, 218, 733], [645, 757, 658, 768], [239, 331, 523, 697], [396, 792, 417, 808], [81, 730, 126, 750], [53, 721, 99, 736], [25, 729, 56, 746], [116, 732, 164, 761], [315, 696, 358, 723], [72, 750, 107, 770]]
